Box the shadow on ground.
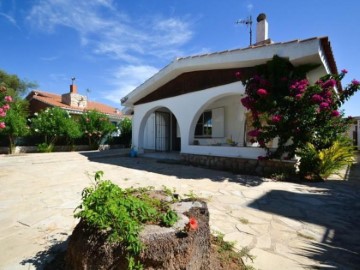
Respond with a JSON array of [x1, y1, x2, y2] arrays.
[[80, 151, 268, 187], [20, 237, 69, 270], [247, 181, 360, 269]]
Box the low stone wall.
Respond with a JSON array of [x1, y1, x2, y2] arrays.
[[181, 153, 297, 177], [1, 145, 92, 154], [0, 144, 128, 154]]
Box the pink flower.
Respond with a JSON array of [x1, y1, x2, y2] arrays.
[[311, 94, 322, 103], [4, 96, 12, 102], [323, 91, 332, 98], [351, 79, 360, 86], [331, 110, 340, 117], [235, 71, 241, 79], [258, 140, 265, 147], [2, 104, 10, 111], [295, 94, 302, 100], [248, 129, 261, 137], [322, 79, 337, 89], [290, 79, 309, 94], [0, 111, 5, 117], [240, 96, 254, 110], [320, 102, 329, 110], [257, 88, 268, 97], [271, 115, 282, 123], [341, 69, 348, 74], [0, 122, 5, 129], [187, 217, 198, 231]]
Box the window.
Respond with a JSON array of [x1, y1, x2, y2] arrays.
[[195, 111, 212, 137]]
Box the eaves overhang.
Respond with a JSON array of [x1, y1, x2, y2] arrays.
[[121, 37, 335, 107]]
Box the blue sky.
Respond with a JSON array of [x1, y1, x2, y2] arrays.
[[0, 0, 359, 116]]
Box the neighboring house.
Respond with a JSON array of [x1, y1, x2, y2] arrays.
[[346, 117, 360, 150], [26, 84, 124, 124], [121, 14, 339, 163]]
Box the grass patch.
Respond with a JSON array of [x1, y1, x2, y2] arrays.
[[239, 217, 250, 224], [211, 231, 256, 268]]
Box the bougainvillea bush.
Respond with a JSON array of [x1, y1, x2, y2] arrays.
[[238, 56, 359, 179]]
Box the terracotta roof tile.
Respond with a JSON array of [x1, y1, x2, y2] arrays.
[[27, 90, 123, 119]]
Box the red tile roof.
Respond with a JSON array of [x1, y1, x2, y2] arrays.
[[26, 90, 123, 119]]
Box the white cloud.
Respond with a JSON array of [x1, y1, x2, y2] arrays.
[[102, 65, 159, 104], [0, 12, 19, 28], [27, 0, 193, 62], [247, 3, 254, 12]]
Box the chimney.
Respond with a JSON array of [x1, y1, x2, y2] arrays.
[[256, 13, 268, 43], [70, 84, 77, 93], [62, 81, 87, 108]]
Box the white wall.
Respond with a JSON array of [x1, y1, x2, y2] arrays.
[[143, 113, 155, 149], [132, 81, 266, 158], [345, 120, 360, 151]]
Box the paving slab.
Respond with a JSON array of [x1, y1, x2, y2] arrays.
[[1, 150, 360, 269]]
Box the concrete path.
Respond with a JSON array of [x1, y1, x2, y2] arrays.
[[0, 150, 359, 269]]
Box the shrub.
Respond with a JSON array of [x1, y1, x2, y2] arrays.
[[37, 142, 54, 153], [118, 117, 132, 147], [30, 107, 82, 151], [79, 110, 116, 149], [298, 137, 355, 180]]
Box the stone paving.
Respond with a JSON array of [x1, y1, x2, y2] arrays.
[[0, 150, 359, 270]]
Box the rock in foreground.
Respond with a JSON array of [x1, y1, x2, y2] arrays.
[[65, 201, 210, 270]]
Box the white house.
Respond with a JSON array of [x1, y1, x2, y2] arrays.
[[121, 14, 338, 169], [346, 117, 360, 150]]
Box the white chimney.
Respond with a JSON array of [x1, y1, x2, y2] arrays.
[[256, 13, 268, 43]]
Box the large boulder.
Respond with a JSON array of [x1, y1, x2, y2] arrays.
[[65, 200, 210, 270]]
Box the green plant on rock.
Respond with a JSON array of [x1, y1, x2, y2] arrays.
[[74, 171, 179, 270]]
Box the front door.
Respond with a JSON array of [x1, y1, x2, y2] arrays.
[[155, 111, 170, 151]]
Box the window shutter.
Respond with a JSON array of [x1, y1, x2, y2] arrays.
[[212, 107, 224, 137]]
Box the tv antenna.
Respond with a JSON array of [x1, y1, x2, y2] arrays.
[[71, 77, 76, 85], [86, 88, 91, 101], [236, 16, 253, 46]]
